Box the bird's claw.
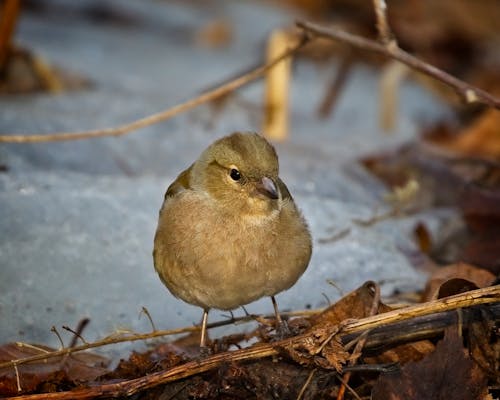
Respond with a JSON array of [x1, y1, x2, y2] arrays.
[[273, 319, 292, 341], [198, 345, 213, 358]]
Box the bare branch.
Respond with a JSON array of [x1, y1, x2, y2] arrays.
[[0, 308, 317, 371], [0, 35, 308, 143], [372, 0, 395, 46], [297, 20, 500, 110]]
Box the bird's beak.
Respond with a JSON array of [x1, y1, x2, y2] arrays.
[[255, 176, 279, 200]]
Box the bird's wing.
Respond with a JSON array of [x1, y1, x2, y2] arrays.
[[276, 177, 293, 202], [165, 164, 193, 199]]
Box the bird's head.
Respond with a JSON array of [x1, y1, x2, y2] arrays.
[[191, 132, 282, 218]]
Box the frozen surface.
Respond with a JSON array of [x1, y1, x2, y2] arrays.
[[0, 0, 452, 349]]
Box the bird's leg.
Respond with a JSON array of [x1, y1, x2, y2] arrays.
[[271, 295, 283, 325], [271, 296, 291, 339], [200, 309, 209, 348]]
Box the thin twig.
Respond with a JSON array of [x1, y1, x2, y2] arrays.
[[14, 364, 21, 393], [63, 320, 89, 346], [62, 326, 86, 344], [296, 368, 316, 400], [337, 282, 380, 400], [13, 343, 50, 354], [0, 35, 308, 143], [342, 285, 500, 334], [0, 308, 318, 370], [318, 227, 351, 244], [317, 55, 353, 119], [352, 209, 398, 227], [8, 343, 281, 400], [139, 307, 157, 332], [5, 285, 500, 399], [4, 285, 498, 373], [335, 373, 363, 400], [50, 326, 65, 350], [372, 0, 394, 46], [296, 21, 500, 109]]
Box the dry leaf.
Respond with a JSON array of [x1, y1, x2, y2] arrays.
[[316, 337, 350, 372], [439, 110, 500, 160], [312, 282, 436, 365], [414, 222, 432, 254], [279, 325, 348, 371], [423, 262, 496, 301], [468, 316, 500, 382], [0, 343, 109, 396], [368, 341, 435, 365], [460, 185, 500, 273], [310, 281, 379, 330], [372, 326, 488, 400]]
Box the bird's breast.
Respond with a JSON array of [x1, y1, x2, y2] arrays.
[[154, 191, 311, 310]]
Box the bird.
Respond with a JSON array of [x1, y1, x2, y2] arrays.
[[153, 131, 312, 348]]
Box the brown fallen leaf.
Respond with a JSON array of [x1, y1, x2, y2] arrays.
[[279, 325, 348, 372], [363, 136, 500, 271], [414, 222, 433, 254], [460, 184, 500, 273], [0, 342, 109, 396], [467, 313, 500, 383], [309, 281, 379, 329], [423, 262, 496, 302], [106, 341, 185, 381], [437, 278, 481, 299], [319, 338, 349, 372], [436, 110, 500, 160], [367, 340, 435, 365], [312, 282, 435, 365], [372, 326, 488, 400]]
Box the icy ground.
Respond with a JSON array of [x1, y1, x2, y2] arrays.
[[0, 0, 452, 349]]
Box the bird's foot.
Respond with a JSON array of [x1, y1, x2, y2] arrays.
[[198, 345, 213, 358], [273, 319, 292, 341]]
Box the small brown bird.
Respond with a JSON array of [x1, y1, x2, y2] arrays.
[[153, 132, 312, 347]]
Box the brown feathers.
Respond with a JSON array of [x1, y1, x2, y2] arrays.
[[153, 132, 312, 345]]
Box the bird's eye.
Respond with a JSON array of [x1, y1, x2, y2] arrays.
[[230, 168, 241, 181]]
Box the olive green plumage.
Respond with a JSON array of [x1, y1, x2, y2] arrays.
[[153, 131, 312, 325]]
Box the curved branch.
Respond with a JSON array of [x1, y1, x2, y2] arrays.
[[297, 20, 500, 110], [0, 35, 308, 143]]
